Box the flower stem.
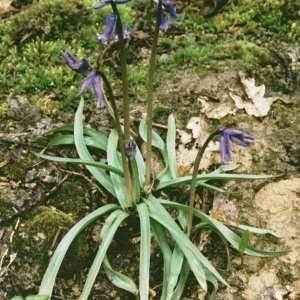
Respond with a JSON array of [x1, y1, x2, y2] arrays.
[[186, 129, 221, 233], [145, 0, 162, 189], [99, 70, 133, 208], [111, 1, 131, 141]]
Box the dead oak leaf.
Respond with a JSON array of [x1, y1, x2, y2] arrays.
[[230, 71, 280, 117]]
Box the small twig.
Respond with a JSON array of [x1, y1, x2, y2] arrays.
[[0, 217, 20, 277], [50, 226, 63, 250]]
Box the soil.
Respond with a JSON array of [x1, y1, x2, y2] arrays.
[[0, 1, 300, 300]]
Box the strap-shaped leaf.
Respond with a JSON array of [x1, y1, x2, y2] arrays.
[[43, 124, 108, 144], [139, 117, 172, 182], [137, 203, 151, 300], [33, 152, 123, 176], [144, 195, 229, 291], [74, 98, 116, 197], [166, 114, 179, 180], [193, 222, 231, 272], [102, 255, 138, 297], [170, 258, 189, 300], [40, 135, 107, 155], [134, 145, 146, 188], [155, 173, 282, 191], [139, 117, 166, 153], [150, 220, 172, 300], [130, 159, 141, 203], [159, 199, 290, 257], [107, 129, 128, 208], [166, 243, 184, 300], [235, 224, 282, 238]]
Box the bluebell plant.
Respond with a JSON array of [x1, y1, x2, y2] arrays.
[[13, 0, 289, 299]]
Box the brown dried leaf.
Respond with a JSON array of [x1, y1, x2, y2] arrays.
[[230, 71, 280, 117]]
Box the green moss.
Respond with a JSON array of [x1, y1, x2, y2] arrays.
[[0, 194, 13, 217], [0, 0, 100, 103], [208, 40, 274, 69], [183, 0, 299, 42], [0, 0, 299, 110], [13, 206, 91, 276], [49, 181, 87, 217], [1, 159, 30, 181], [0, 101, 8, 119]]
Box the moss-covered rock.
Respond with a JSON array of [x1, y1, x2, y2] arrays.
[[13, 206, 91, 277]]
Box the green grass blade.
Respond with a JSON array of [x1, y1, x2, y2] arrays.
[[239, 230, 250, 253], [74, 98, 116, 197], [107, 129, 128, 209], [137, 203, 151, 300], [33, 152, 124, 176], [166, 114, 179, 180], [102, 255, 139, 298], [79, 209, 129, 299], [39, 204, 119, 298]]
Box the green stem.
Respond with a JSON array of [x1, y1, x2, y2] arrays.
[[111, 2, 131, 141], [99, 71, 133, 207], [186, 129, 221, 233], [145, 0, 162, 188]]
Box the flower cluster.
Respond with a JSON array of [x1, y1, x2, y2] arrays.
[[218, 128, 254, 165], [60, 0, 180, 108], [60, 51, 104, 108]]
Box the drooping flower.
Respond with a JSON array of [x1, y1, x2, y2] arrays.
[[77, 70, 104, 108], [155, 0, 179, 32], [60, 51, 91, 73], [96, 14, 132, 45], [60, 51, 104, 108], [124, 138, 137, 161], [155, 8, 170, 32], [96, 14, 117, 45], [113, 27, 132, 42], [94, 0, 130, 9], [218, 128, 254, 165], [162, 0, 179, 22]]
